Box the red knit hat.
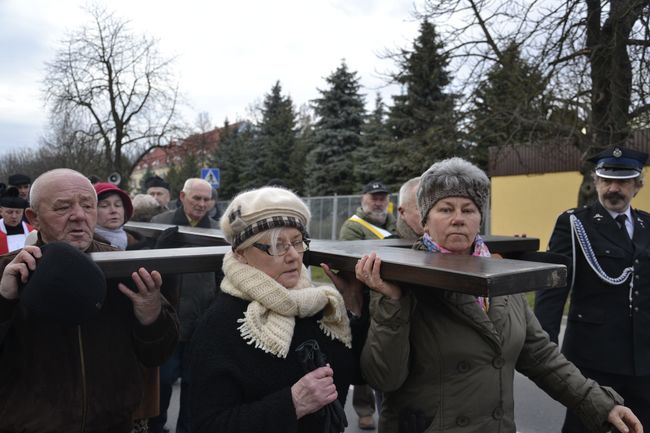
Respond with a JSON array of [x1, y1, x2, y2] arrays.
[[93, 182, 133, 222]]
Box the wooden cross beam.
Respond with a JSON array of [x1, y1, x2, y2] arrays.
[[89, 222, 566, 297]]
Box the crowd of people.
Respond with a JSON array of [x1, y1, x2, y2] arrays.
[[0, 145, 647, 433]]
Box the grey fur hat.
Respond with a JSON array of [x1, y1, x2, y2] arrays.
[[417, 157, 490, 225]]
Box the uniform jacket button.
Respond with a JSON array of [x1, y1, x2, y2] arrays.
[[492, 407, 504, 420], [457, 361, 470, 373], [492, 357, 505, 369], [456, 415, 470, 427]]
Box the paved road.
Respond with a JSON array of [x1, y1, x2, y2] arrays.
[[166, 327, 568, 432], [166, 376, 565, 433]]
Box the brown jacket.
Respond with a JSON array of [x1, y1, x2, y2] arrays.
[[0, 240, 179, 433]]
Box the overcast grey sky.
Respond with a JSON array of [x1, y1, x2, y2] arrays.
[[0, 0, 421, 156]]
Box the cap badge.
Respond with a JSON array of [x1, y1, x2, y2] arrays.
[[613, 147, 623, 158]]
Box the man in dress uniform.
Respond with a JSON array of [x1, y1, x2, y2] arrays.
[[536, 145, 650, 432]]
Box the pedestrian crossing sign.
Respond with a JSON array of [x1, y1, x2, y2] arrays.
[[200, 168, 220, 188]]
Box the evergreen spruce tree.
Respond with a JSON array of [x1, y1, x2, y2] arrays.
[[383, 19, 460, 190], [256, 81, 298, 188], [213, 120, 255, 199], [290, 104, 316, 195], [354, 93, 390, 188], [237, 122, 263, 191], [469, 43, 553, 169], [306, 61, 366, 196]]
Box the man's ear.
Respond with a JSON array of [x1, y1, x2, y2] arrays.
[[25, 208, 38, 228]]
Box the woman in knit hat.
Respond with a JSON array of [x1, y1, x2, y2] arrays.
[[357, 157, 642, 433], [189, 186, 364, 433], [93, 182, 135, 250]]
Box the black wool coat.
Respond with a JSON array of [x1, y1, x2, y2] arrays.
[[189, 292, 365, 433]]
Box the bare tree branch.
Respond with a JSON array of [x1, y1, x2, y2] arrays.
[[42, 5, 183, 184]]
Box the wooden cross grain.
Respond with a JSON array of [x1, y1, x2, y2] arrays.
[[89, 221, 566, 297]]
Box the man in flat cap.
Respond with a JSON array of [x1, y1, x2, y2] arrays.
[[0, 187, 33, 255], [340, 181, 397, 241], [536, 145, 650, 431], [0, 168, 179, 432], [7, 173, 31, 201], [145, 175, 172, 210]]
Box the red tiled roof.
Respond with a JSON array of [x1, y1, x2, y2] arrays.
[[134, 126, 227, 170]]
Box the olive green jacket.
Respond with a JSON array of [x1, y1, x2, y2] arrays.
[[339, 207, 397, 240], [361, 284, 623, 433]]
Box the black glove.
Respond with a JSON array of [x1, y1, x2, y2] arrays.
[[295, 340, 348, 433]]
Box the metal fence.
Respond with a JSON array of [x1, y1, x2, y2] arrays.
[[219, 193, 491, 240], [304, 194, 370, 240], [218, 194, 383, 240]]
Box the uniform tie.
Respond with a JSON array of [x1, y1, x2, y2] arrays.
[[615, 214, 630, 240]]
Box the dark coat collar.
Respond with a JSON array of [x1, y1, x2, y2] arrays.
[[170, 206, 214, 228]]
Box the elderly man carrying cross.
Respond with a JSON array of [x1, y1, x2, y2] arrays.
[[0, 168, 179, 433]]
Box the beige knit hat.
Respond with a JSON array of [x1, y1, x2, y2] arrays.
[[417, 157, 490, 225], [221, 187, 311, 250]]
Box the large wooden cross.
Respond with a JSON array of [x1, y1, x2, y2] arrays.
[[90, 222, 566, 297]]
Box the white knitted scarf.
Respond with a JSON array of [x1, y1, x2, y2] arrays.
[[220, 251, 352, 358]]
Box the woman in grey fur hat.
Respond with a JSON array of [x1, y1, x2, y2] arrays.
[[356, 157, 642, 433]]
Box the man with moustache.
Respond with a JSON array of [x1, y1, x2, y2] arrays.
[[339, 181, 396, 430], [536, 145, 650, 432], [340, 181, 396, 241]]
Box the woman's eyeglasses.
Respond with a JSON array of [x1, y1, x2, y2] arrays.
[[253, 239, 310, 256]]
